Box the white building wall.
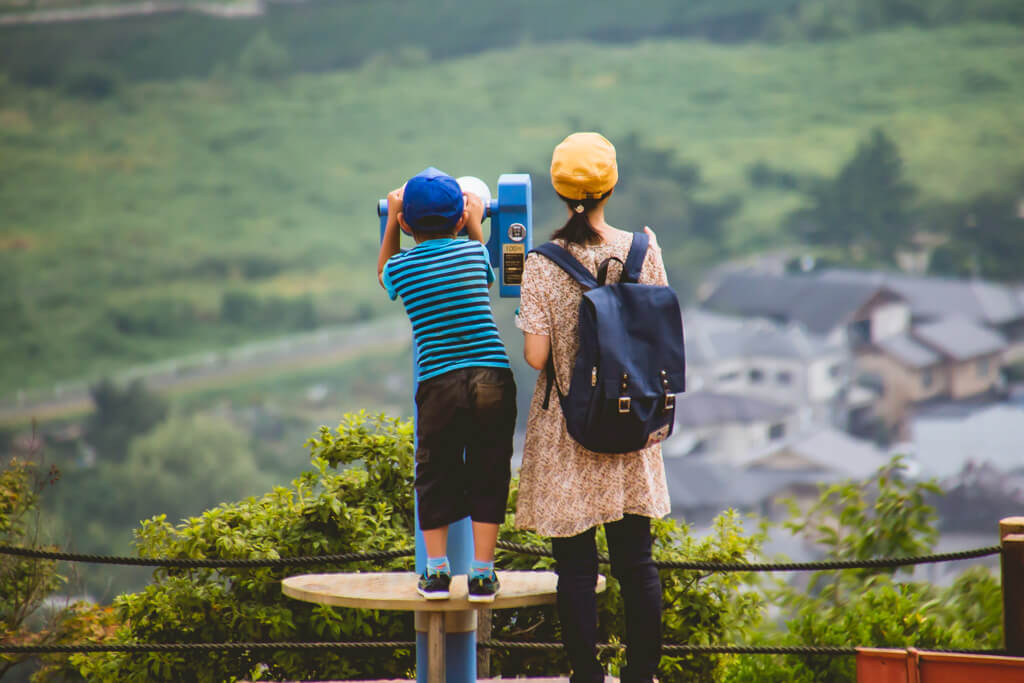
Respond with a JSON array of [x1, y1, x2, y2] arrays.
[[667, 415, 798, 465], [807, 353, 847, 402], [871, 302, 911, 341]]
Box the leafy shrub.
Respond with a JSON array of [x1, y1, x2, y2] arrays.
[[84, 378, 169, 464], [60, 63, 121, 100], [720, 457, 1001, 683], [72, 412, 417, 682], [237, 31, 291, 80], [1, 453, 120, 681], [55, 426, 1002, 682], [220, 291, 318, 331], [961, 67, 1010, 94], [746, 160, 802, 190], [109, 298, 198, 338]]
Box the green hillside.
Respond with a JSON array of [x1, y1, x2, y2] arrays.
[[2, 23, 1023, 394]]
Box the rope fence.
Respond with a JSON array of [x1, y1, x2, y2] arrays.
[[0, 541, 1002, 572], [495, 540, 1003, 572], [0, 544, 414, 568], [0, 640, 1007, 657], [0, 537, 1010, 663]]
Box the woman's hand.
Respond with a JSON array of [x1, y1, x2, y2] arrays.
[[643, 225, 661, 252]]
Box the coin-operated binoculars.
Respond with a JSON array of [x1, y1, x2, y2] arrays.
[[377, 173, 531, 683], [378, 173, 532, 298]]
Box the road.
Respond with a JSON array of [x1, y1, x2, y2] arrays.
[[0, 316, 411, 425]]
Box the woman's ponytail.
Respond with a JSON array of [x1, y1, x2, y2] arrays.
[[551, 191, 612, 245]]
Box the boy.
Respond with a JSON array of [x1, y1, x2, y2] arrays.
[[377, 167, 516, 602]]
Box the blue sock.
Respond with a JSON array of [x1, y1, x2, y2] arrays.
[[470, 559, 494, 578], [426, 556, 449, 575]]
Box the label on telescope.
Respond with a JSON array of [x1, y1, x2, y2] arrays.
[[502, 244, 525, 285]]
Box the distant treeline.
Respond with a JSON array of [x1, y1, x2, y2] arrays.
[[1, 0, 1022, 86]]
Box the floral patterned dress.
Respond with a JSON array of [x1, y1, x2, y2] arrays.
[[514, 228, 672, 538]]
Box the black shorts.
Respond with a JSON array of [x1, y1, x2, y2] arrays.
[[414, 366, 517, 530]]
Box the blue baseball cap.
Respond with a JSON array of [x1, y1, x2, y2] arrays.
[[402, 167, 465, 232]]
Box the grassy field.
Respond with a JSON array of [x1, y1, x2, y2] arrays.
[[2, 23, 1023, 394]]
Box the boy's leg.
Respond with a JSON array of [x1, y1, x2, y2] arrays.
[[414, 371, 471, 532], [471, 521, 499, 562], [423, 525, 449, 561], [464, 367, 515, 601], [414, 371, 471, 582], [464, 367, 516, 536]]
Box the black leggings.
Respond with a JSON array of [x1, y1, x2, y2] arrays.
[[550, 514, 662, 683]]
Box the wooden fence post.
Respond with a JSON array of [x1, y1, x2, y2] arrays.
[[477, 609, 492, 678], [999, 517, 1024, 656]]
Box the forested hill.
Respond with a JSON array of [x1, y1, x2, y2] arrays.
[[1, 0, 1023, 85], [1, 2, 1023, 397]]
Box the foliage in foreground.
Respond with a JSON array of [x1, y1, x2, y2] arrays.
[[721, 459, 1001, 683], [5, 415, 1002, 682], [63, 413, 769, 682], [71, 412, 417, 682], [1, 450, 117, 683]]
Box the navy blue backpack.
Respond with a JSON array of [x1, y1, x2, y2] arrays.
[[531, 232, 686, 454]]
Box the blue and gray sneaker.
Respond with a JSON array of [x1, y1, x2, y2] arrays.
[[417, 570, 451, 600], [467, 571, 501, 603]]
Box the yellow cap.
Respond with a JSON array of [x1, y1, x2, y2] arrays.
[[550, 132, 618, 200]]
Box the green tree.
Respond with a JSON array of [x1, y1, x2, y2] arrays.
[[71, 413, 418, 683], [84, 379, 168, 464], [237, 31, 291, 80], [0, 455, 63, 679], [1, 446, 118, 683], [110, 413, 274, 527], [721, 457, 1001, 683], [928, 183, 1024, 281], [789, 128, 917, 262]]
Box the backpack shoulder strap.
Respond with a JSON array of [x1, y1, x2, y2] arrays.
[[622, 231, 650, 284], [530, 242, 598, 289]]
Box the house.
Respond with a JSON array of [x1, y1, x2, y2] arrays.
[[700, 269, 1014, 435], [936, 460, 1024, 532], [663, 457, 830, 524], [699, 271, 911, 348], [684, 308, 858, 426], [665, 389, 797, 464], [818, 269, 1024, 364], [902, 399, 1024, 479], [742, 424, 892, 480], [664, 424, 891, 524], [857, 316, 1006, 430]]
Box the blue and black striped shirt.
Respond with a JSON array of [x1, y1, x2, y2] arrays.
[[382, 238, 511, 382]]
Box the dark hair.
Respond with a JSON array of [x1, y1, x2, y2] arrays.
[[414, 215, 457, 231], [551, 190, 613, 244]]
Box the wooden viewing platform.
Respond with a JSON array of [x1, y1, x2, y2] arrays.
[[282, 570, 606, 683]]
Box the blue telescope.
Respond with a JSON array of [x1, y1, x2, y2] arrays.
[[377, 172, 531, 683], [378, 173, 532, 298]]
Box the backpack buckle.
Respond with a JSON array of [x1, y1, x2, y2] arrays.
[[618, 397, 631, 413], [663, 394, 676, 412]]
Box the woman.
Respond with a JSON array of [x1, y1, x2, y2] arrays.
[[514, 132, 671, 683]]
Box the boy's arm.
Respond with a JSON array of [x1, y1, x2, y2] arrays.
[[377, 187, 404, 287]]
